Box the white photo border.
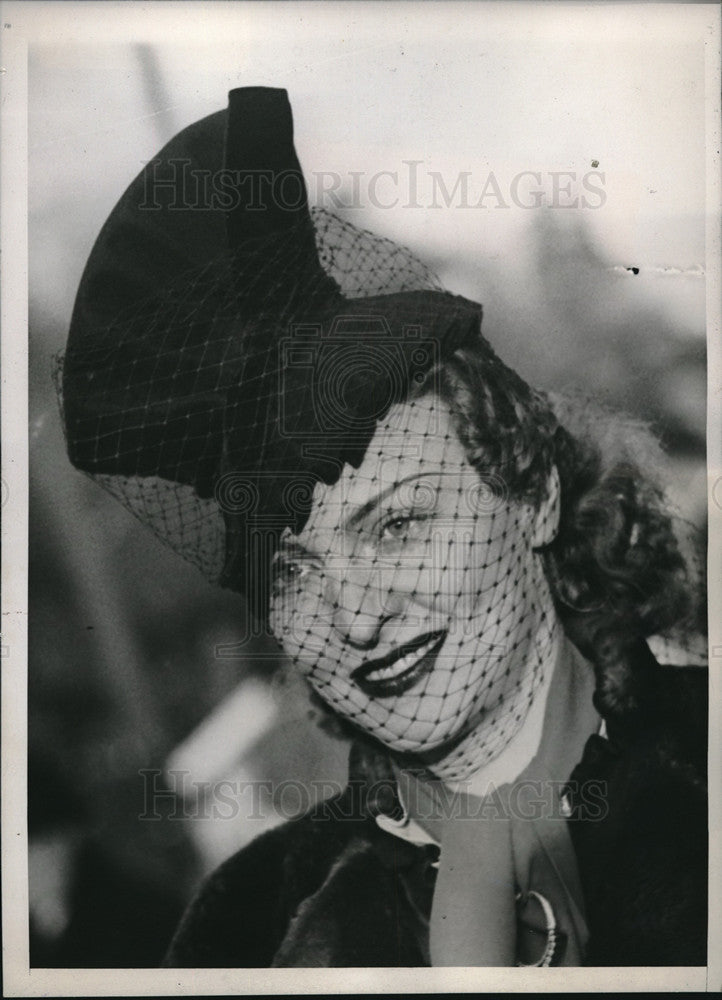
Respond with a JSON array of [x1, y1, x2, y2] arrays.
[[2, 1, 720, 994]]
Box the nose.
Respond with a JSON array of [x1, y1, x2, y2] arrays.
[[323, 564, 398, 649]]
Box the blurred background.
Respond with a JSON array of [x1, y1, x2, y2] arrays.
[[26, 2, 708, 967]]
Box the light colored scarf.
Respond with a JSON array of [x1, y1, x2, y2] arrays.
[[391, 636, 599, 966]]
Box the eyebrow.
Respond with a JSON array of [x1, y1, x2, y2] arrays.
[[277, 470, 445, 558], [343, 471, 442, 530], [275, 536, 317, 560]]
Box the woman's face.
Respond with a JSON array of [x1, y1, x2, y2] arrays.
[[269, 395, 550, 757]]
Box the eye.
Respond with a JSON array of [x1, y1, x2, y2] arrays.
[[379, 512, 430, 542], [284, 561, 306, 580], [382, 515, 412, 539], [272, 552, 318, 591]]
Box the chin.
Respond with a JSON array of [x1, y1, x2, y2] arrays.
[[375, 719, 469, 758]]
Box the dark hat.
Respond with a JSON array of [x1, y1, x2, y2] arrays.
[[61, 87, 483, 609]]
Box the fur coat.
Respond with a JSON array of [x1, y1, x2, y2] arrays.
[[163, 657, 707, 968]]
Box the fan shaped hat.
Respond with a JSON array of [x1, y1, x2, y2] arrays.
[[61, 87, 490, 613]]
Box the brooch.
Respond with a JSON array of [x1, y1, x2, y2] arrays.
[[515, 889, 557, 967]]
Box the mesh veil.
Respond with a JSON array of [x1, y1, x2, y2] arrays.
[[56, 206, 705, 779], [266, 391, 562, 778], [58, 88, 707, 779], [57, 208, 444, 587]]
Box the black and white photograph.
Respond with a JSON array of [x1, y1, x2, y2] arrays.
[[2, 1, 720, 993]]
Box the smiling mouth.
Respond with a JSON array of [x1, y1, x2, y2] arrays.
[[351, 630, 448, 698]]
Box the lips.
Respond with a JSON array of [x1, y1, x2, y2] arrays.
[[351, 630, 447, 698]]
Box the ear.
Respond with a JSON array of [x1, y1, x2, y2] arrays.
[[532, 465, 560, 548]]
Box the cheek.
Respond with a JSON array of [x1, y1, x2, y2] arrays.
[[466, 514, 535, 599], [269, 577, 334, 650], [270, 616, 329, 668], [398, 529, 516, 615], [378, 534, 480, 609]]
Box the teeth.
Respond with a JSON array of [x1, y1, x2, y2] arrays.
[[364, 635, 439, 682]]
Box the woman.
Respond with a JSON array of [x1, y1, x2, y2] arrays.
[[62, 88, 707, 967]]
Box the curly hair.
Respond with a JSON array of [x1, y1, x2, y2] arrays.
[[420, 342, 696, 720]]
